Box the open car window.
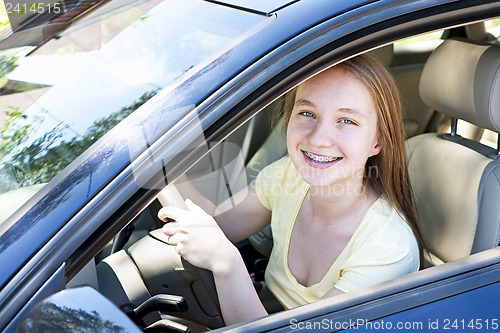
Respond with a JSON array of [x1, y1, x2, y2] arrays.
[[89, 17, 500, 328]]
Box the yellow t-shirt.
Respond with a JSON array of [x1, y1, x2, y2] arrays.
[[255, 156, 419, 309]]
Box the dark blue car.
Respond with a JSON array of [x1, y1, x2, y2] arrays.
[[0, 0, 499, 332]]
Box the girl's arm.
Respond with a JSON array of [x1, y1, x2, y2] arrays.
[[215, 181, 271, 243], [166, 177, 271, 243], [212, 244, 268, 325]]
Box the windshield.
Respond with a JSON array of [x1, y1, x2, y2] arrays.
[[0, 0, 265, 224]]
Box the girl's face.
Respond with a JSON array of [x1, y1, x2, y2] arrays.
[[286, 67, 381, 190]]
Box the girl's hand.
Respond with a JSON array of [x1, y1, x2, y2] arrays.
[[158, 199, 239, 275]]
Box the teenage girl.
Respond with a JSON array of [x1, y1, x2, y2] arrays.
[[159, 54, 426, 325]]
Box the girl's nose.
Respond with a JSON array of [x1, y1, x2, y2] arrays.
[[308, 120, 335, 148]]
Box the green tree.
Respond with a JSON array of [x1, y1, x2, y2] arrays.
[[0, 106, 36, 153], [0, 89, 158, 190], [0, 54, 17, 88], [17, 302, 130, 333]]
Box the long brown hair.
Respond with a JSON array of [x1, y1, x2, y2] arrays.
[[281, 54, 428, 268]]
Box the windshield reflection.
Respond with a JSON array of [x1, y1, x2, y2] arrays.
[[0, 0, 264, 224], [17, 286, 142, 333]]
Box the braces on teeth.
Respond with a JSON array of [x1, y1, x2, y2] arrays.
[[304, 151, 339, 163]]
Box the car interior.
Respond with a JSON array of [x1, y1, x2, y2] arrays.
[[65, 19, 500, 332]]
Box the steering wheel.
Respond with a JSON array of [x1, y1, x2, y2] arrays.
[[157, 183, 189, 210], [156, 185, 224, 327], [97, 184, 224, 331]]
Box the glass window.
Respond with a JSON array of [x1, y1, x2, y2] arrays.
[[394, 30, 444, 54], [485, 17, 500, 41], [0, 0, 266, 225]]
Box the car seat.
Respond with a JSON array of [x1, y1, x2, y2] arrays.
[[407, 38, 500, 266]]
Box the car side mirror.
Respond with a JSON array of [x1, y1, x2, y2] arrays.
[[16, 286, 142, 333]]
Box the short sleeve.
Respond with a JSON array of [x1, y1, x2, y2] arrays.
[[334, 243, 417, 292], [255, 157, 290, 211], [334, 210, 420, 293], [255, 164, 273, 210]]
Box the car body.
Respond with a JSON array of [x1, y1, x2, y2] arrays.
[[0, 0, 499, 332]]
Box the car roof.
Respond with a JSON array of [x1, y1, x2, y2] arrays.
[[204, 0, 299, 15]]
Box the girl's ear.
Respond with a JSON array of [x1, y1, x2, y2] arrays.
[[369, 137, 382, 157]]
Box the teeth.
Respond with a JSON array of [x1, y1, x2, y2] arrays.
[[304, 151, 340, 163]]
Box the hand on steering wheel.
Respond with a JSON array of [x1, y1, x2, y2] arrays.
[[158, 198, 238, 275], [156, 185, 226, 327]]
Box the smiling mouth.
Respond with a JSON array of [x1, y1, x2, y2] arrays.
[[303, 151, 342, 164]]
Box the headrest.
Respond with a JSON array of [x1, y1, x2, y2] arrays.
[[419, 38, 500, 133]]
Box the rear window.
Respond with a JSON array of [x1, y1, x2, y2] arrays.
[[485, 17, 500, 41]]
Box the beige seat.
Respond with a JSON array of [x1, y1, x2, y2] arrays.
[[407, 38, 500, 266]]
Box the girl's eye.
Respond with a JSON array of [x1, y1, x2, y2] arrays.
[[339, 118, 356, 125], [300, 111, 315, 118]]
